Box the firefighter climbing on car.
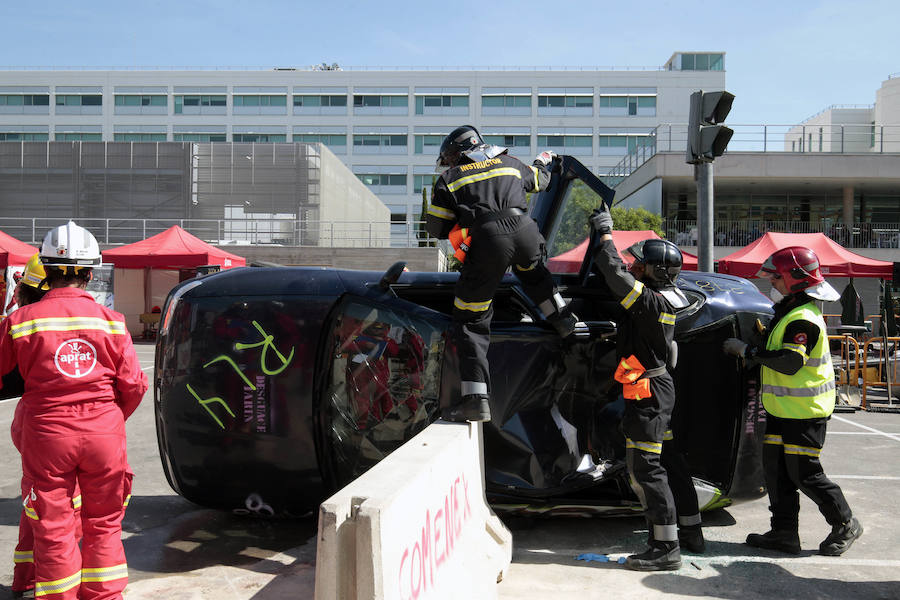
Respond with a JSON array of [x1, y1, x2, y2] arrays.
[[425, 125, 579, 422]]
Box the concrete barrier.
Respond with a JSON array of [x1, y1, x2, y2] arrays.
[[315, 421, 512, 600]]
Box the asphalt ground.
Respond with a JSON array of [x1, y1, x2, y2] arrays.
[[0, 341, 897, 599]]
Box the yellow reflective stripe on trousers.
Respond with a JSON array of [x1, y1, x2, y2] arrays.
[[620, 280, 644, 309], [764, 434, 783, 445], [72, 494, 82, 509], [446, 167, 522, 192], [454, 297, 492, 312], [123, 493, 131, 508], [81, 563, 128, 583], [24, 505, 38, 520], [784, 444, 822, 458], [663, 429, 673, 441], [626, 438, 662, 454], [658, 312, 676, 325], [10, 317, 127, 339], [35, 569, 82, 597], [14, 550, 33, 563], [427, 204, 455, 220]]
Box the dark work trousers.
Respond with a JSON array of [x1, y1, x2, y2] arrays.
[[452, 215, 556, 397], [763, 415, 852, 531], [662, 406, 701, 526], [622, 375, 678, 533]]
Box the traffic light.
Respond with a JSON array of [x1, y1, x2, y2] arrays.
[[685, 90, 735, 164]]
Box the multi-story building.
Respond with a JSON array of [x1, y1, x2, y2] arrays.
[[0, 52, 726, 225]]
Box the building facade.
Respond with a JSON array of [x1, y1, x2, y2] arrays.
[[0, 52, 726, 224]]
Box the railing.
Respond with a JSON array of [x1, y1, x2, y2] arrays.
[[605, 122, 900, 182], [0, 217, 439, 249], [664, 220, 900, 249]]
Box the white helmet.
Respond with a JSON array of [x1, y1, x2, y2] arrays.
[[40, 221, 102, 269]]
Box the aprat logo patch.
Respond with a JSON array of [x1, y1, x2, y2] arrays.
[[54, 339, 98, 378]]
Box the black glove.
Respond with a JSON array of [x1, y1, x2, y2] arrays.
[[589, 208, 613, 235]]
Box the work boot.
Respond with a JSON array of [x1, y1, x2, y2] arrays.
[[13, 590, 35, 599], [678, 525, 706, 554], [624, 541, 681, 571], [745, 529, 801, 555], [546, 310, 578, 337], [819, 517, 863, 556], [441, 394, 491, 422]]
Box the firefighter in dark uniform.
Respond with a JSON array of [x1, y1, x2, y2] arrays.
[[724, 246, 863, 556], [588, 206, 689, 571], [425, 125, 576, 423]]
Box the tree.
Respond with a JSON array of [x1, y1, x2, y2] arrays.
[[610, 206, 664, 236], [417, 179, 436, 248]]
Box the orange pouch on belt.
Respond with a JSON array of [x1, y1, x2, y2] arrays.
[[614, 355, 651, 400], [449, 224, 472, 263]]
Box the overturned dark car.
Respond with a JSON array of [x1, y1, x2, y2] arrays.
[[154, 156, 773, 517]]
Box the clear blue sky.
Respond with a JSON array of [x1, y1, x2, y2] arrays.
[[2, 0, 897, 125]]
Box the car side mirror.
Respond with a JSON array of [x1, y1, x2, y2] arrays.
[[379, 261, 407, 291]]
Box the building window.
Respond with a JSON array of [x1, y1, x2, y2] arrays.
[[537, 95, 593, 108], [0, 132, 49, 141], [414, 134, 443, 154], [114, 95, 166, 107], [293, 94, 347, 107], [357, 173, 407, 186], [55, 133, 103, 141], [481, 95, 530, 108], [537, 135, 592, 148], [353, 134, 407, 148], [232, 134, 287, 143], [113, 133, 167, 142], [294, 133, 347, 146], [598, 96, 656, 117], [597, 135, 628, 152], [55, 94, 102, 106], [353, 95, 408, 108], [483, 134, 530, 148], [173, 133, 226, 142], [0, 94, 50, 106], [174, 95, 226, 113], [233, 95, 287, 107], [414, 95, 468, 114], [680, 53, 724, 71], [413, 174, 437, 193]]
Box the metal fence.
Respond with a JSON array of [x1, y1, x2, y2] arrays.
[[665, 220, 900, 249], [0, 217, 429, 249]]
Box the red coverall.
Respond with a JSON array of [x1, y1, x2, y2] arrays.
[[0, 287, 148, 600]]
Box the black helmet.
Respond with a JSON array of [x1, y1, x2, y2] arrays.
[[437, 125, 485, 167], [627, 238, 682, 287]]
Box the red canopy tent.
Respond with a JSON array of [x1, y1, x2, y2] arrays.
[[102, 226, 246, 337], [547, 230, 698, 274], [0, 230, 39, 269], [102, 225, 246, 269], [717, 232, 894, 280]]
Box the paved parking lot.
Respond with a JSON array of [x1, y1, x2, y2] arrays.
[[0, 341, 897, 599]]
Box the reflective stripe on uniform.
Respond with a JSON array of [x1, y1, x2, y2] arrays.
[[530, 165, 539, 190], [35, 570, 81, 597], [427, 204, 455, 220], [620, 280, 644, 309], [626, 438, 662, 454], [782, 342, 809, 360], [764, 434, 783, 445], [784, 443, 822, 458], [514, 261, 537, 272], [447, 167, 522, 192], [679, 513, 702, 527], [805, 356, 829, 367], [761, 380, 835, 398], [653, 523, 678, 542], [658, 312, 676, 325], [81, 563, 128, 584], [454, 297, 491, 312], [123, 494, 131, 508], [14, 550, 33, 564], [24, 505, 38, 521], [10, 316, 127, 340], [461, 381, 488, 396], [662, 429, 673, 441], [72, 495, 82, 510]]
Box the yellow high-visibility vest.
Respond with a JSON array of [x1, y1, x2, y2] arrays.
[[761, 301, 835, 419]]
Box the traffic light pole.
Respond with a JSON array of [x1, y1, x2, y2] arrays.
[[695, 162, 714, 273]]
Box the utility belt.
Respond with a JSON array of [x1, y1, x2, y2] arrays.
[[614, 354, 667, 400], [449, 208, 525, 262]]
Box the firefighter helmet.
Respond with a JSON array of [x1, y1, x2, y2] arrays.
[[40, 221, 102, 270], [20, 253, 49, 290], [437, 125, 486, 167], [627, 238, 682, 287], [757, 246, 839, 300]]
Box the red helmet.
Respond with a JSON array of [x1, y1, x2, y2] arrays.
[[757, 246, 825, 293]]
